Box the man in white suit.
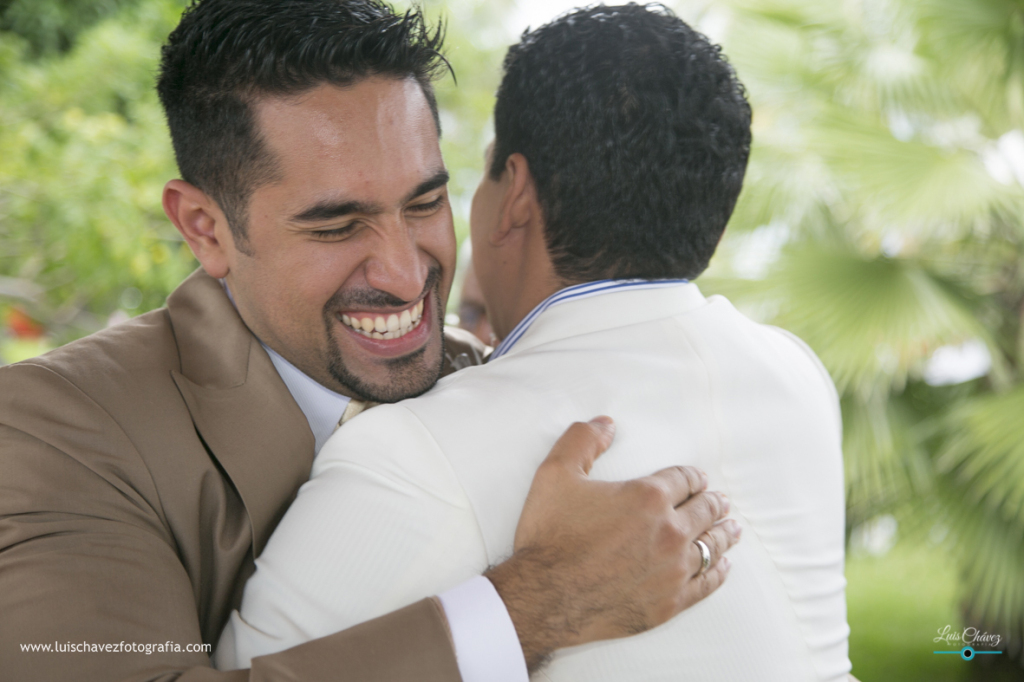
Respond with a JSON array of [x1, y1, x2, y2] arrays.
[[218, 5, 851, 679]]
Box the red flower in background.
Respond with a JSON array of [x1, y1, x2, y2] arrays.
[[6, 308, 45, 339]]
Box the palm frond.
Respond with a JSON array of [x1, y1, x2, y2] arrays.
[[734, 246, 993, 396], [937, 386, 1024, 532], [917, 0, 1024, 132], [936, 474, 1024, 630], [724, 0, 955, 116], [842, 392, 932, 526], [807, 105, 1023, 231]]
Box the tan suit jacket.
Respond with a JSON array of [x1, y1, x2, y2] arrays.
[[0, 269, 479, 681]]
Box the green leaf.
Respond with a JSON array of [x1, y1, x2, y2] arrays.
[[937, 386, 1024, 531], [808, 105, 1022, 230], [727, 246, 994, 396], [843, 393, 932, 526], [936, 475, 1024, 629]]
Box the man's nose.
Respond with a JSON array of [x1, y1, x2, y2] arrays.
[[364, 228, 429, 304]]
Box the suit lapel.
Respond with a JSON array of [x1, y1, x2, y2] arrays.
[[167, 270, 315, 556]]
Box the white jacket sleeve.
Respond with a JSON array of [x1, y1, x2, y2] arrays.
[[214, 404, 491, 670]]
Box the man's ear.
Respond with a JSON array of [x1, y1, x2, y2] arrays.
[[162, 179, 235, 279], [493, 152, 541, 246]]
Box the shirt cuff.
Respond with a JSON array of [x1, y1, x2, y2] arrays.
[[437, 575, 529, 682]]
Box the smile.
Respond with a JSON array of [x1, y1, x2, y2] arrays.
[[340, 299, 425, 340]]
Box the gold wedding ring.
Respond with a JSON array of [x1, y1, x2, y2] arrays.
[[694, 539, 712, 576]]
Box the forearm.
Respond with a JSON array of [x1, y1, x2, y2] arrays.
[[485, 549, 575, 672]]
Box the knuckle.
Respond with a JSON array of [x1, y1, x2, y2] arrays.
[[630, 479, 670, 510], [658, 521, 687, 553], [676, 466, 699, 494], [676, 501, 710, 539], [705, 528, 726, 558], [697, 492, 720, 522], [646, 480, 672, 509], [674, 514, 696, 541]]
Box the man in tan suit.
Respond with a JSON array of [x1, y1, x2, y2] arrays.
[[0, 1, 738, 680]]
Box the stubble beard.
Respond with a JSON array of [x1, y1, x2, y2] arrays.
[[321, 267, 446, 404]]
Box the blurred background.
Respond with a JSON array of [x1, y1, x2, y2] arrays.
[[2, 0, 1023, 678]]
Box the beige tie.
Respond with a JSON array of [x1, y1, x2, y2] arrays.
[[337, 399, 378, 428]]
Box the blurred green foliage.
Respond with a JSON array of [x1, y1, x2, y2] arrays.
[[0, 0, 147, 56], [0, 0, 193, 346]]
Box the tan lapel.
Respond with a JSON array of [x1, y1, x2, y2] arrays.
[[166, 269, 315, 556]]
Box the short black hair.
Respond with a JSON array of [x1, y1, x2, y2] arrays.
[[157, 0, 448, 247], [491, 3, 751, 282]]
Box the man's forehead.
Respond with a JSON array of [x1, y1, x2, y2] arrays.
[[253, 77, 442, 199], [258, 78, 434, 141]]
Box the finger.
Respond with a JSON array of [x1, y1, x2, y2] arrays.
[[689, 519, 741, 578], [674, 491, 729, 540], [647, 465, 708, 508], [539, 417, 617, 477], [691, 556, 731, 603]]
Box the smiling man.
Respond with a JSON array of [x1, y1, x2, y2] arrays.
[[0, 1, 737, 681], [167, 78, 456, 405]]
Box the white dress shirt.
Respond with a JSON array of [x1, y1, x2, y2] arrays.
[[220, 282, 851, 680], [215, 282, 527, 682]]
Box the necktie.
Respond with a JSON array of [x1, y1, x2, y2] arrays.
[[338, 398, 378, 428]]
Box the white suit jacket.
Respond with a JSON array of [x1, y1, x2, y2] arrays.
[[218, 283, 852, 680]]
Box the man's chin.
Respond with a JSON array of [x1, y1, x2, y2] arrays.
[[326, 328, 445, 403], [336, 349, 443, 403]]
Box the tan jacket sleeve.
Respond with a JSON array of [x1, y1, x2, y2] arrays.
[[0, 372, 461, 682]]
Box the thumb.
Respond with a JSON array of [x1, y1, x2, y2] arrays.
[[543, 416, 616, 477]]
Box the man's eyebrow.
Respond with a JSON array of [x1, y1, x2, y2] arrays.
[[290, 198, 381, 223], [404, 169, 450, 204]]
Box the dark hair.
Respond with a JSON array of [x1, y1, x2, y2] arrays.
[[491, 3, 751, 282], [157, 0, 448, 247]]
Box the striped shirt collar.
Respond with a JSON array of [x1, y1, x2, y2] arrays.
[[489, 279, 689, 362]]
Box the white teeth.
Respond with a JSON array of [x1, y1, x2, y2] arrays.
[[340, 298, 426, 340]]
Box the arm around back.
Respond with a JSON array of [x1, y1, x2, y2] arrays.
[[0, 361, 462, 682]]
